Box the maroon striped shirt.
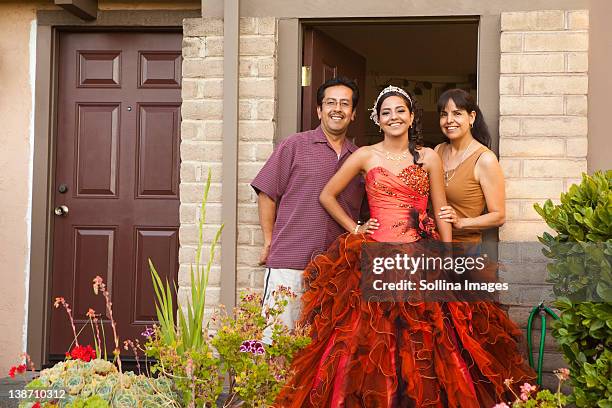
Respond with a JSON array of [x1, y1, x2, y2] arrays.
[[251, 126, 365, 269]]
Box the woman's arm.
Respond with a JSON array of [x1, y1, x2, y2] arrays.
[[320, 148, 378, 234], [439, 151, 506, 230], [422, 149, 452, 242]]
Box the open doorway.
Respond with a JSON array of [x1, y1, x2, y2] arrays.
[[301, 19, 479, 148]]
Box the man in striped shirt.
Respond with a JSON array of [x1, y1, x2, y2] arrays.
[[251, 77, 365, 336]]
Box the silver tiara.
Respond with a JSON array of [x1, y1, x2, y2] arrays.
[[369, 85, 412, 126]]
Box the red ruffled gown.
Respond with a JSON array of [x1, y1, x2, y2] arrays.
[[276, 165, 535, 407]]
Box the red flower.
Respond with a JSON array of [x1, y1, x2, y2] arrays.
[[8, 364, 26, 378], [69, 345, 96, 362], [32, 402, 41, 408]]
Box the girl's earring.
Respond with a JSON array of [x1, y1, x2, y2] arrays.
[[470, 122, 474, 128], [378, 126, 382, 133]]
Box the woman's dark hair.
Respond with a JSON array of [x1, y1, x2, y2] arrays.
[[316, 76, 360, 109], [376, 90, 424, 166], [436, 88, 491, 148]]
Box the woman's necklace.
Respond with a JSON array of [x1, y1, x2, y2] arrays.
[[383, 148, 410, 161], [443, 139, 475, 186]]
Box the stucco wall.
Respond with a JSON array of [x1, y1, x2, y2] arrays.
[[0, 2, 39, 374]]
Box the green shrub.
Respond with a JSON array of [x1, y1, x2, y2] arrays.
[[535, 170, 612, 408]]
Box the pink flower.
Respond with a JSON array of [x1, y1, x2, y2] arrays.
[[520, 382, 537, 395], [555, 367, 570, 381], [492, 404, 510, 408], [92, 276, 104, 294], [86, 308, 96, 318]]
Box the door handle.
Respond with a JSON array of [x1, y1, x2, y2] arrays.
[[54, 205, 69, 217]]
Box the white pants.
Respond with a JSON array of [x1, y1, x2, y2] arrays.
[[262, 267, 304, 343]]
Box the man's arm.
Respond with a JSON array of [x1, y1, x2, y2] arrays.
[[258, 192, 276, 265]]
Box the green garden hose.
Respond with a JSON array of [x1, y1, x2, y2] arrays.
[[526, 302, 560, 385]]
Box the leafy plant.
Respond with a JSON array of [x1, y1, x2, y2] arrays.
[[493, 369, 570, 408], [146, 168, 311, 407], [534, 170, 612, 407]]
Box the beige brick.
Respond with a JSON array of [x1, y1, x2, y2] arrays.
[[236, 245, 262, 266], [181, 141, 223, 162], [236, 266, 253, 287], [499, 76, 521, 95], [500, 96, 564, 115], [181, 120, 203, 141], [240, 17, 257, 34], [179, 201, 197, 222], [182, 37, 204, 58], [565, 138, 588, 157], [179, 223, 197, 244], [253, 142, 274, 161], [523, 75, 587, 95], [239, 163, 265, 182], [180, 162, 199, 182], [257, 17, 276, 35], [506, 179, 564, 199], [201, 58, 224, 78], [500, 32, 523, 52], [240, 35, 276, 56], [500, 138, 565, 157], [250, 267, 266, 289], [182, 100, 223, 120], [501, 54, 564, 74], [500, 158, 522, 177], [239, 78, 275, 99], [521, 201, 545, 220], [499, 221, 554, 242], [206, 36, 224, 57], [256, 100, 276, 120], [198, 162, 223, 183], [567, 52, 588, 72], [524, 159, 586, 178], [522, 117, 587, 137], [252, 229, 265, 246], [237, 226, 252, 245], [499, 117, 521, 137], [203, 121, 224, 141], [183, 18, 223, 37], [257, 57, 276, 77], [505, 201, 521, 221], [181, 79, 200, 99], [501, 11, 564, 31], [201, 78, 223, 98], [239, 57, 258, 77], [180, 182, 223, 204], [565, 95, 587, 116], [238, 182, 257, 203], [524, 32, 588, 52], [239, 100, 254, 120], [239, 121, 275, 141], [182, 59, 206, 78], [567, 10, 589, 30]]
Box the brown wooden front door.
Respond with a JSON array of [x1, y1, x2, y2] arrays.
[[49, 32, 181, 360], [302, 27, 367, 145]]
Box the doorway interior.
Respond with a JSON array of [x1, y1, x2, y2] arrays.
[[301, 18, 479, 148]]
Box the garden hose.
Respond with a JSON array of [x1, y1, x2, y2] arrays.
[[526, 302, 560, 385]]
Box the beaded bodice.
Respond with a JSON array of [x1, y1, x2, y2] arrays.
[[365, 164, 434, 242]]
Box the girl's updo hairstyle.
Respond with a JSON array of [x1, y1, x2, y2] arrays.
[[376, 90, 424, 166], [436, 88, 491, 148]]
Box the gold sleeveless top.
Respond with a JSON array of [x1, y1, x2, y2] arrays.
[[441, 143, 489, 243]]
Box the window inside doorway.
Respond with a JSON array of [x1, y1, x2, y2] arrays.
[[301, 19, 479, 148]]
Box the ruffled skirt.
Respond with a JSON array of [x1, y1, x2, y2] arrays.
[[276, 233, 535, 407]]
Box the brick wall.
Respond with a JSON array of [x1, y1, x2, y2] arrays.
[[179, 17, 277, 314], [498, 10, 589, 386]]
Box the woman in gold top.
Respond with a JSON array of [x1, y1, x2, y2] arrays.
[[435, 88, 506, 242]]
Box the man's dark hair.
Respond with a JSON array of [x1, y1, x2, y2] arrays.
[[316, 77, 359, 109]]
